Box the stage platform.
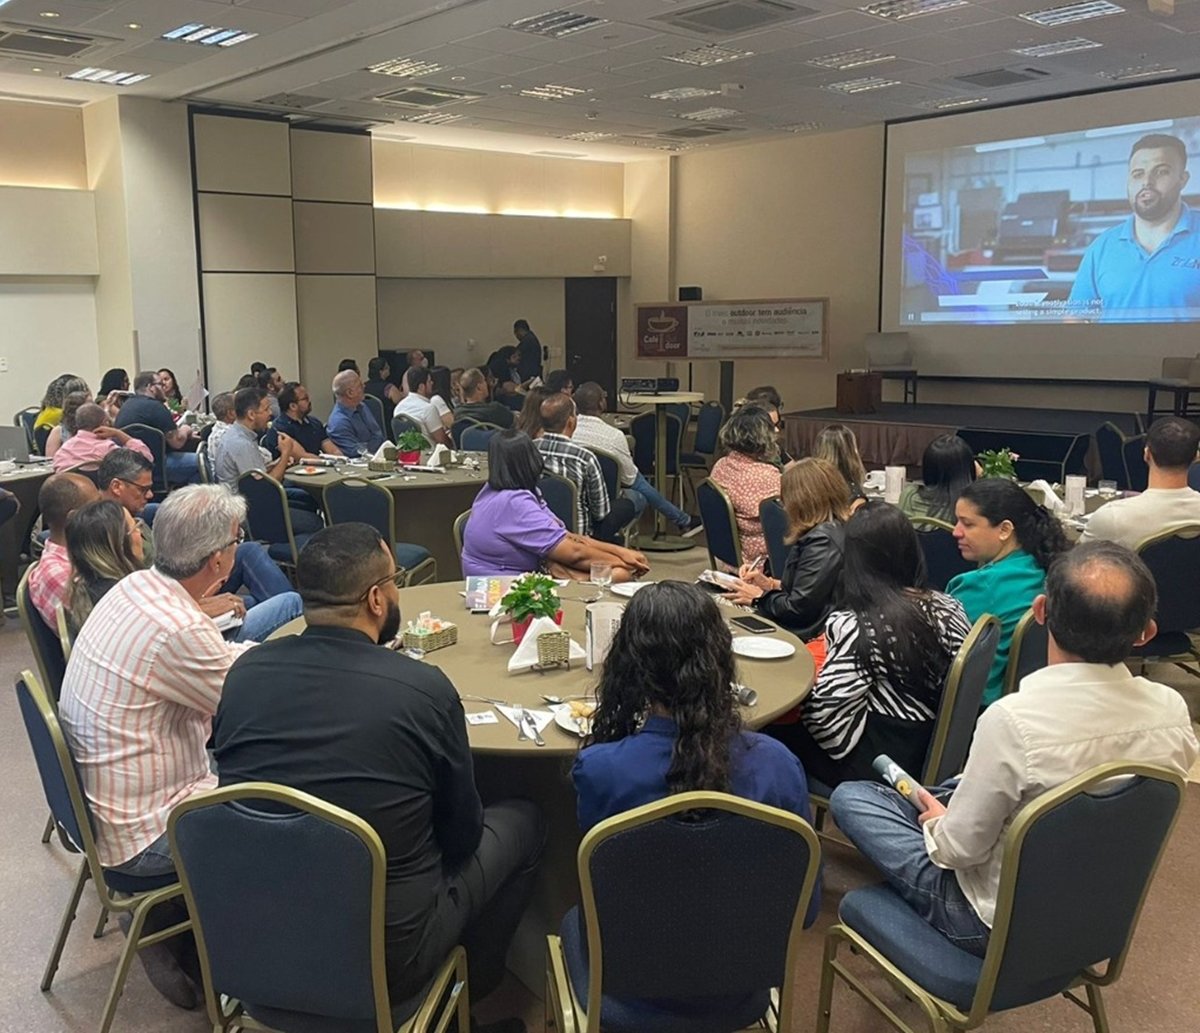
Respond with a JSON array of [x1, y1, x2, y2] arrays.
[[784, 403, 1142, 482]]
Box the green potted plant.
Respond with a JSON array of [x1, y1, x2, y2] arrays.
[[976, 448, 1018, 480], [500, 573, 563, 644], [395, 429, 427, 465]]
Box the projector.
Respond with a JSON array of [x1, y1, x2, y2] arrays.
[[621, 378, 658, 394]]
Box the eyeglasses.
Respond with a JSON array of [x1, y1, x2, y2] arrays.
[[304, 567, 407, 607], [219, 528, 247, 552], [117, 477, 155, 498]]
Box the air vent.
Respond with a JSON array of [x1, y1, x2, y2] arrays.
[[654, 0, 817, 34], [0, 23, 106, 58], [394, 111, 465, 125], [658, 124, 742, 139], [256, 93, 328, 110], [508, 11, 608, 37], [663, 43, 755, 66], [952, 65, 1051, 88], [374, 84, 485, 109]]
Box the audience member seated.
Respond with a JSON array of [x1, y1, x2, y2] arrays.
[[544, 369, 574, 395], [115, 371, 200, 485], [214, 387, 322, 535], [570, 381, 699, 536], [1082, 415, 1200, 549], [0, 487, 18, 541], [266, 382, 342, 458], [395, 367, 452, 446], [337, 357, 360, 374], [51, 403, 153, 472], [724, 458, 849, 639], [487, 345, 523, 398], [97, 450, 300, 637], [98, 367, 130, 395], [899, 434, 977, 523], [57, 486, 274, 1008], [461, 429, 649, 582], [327, 369, 386, 455], [947, 478, 1069, 706], [44, 389, 91, 458], [364, 356, 401, 426], [26, 472, 99, 627], [450, 367, 465, 405], [574, 580, 820, 927], [455, 368, 515, 429], [535, 393, 638, 544], [831, 541, 1199, 957], [205, 391, 235, 450], [772, 503, 971, 787], [213, 523, 545, 1020], [429, 366, 456, 427], [814, 424, 868, 504], [710, 406, 783, 567], [158, 367, 185, 413], [64, 499, 144, 634], [742, 385, 791, 462], [255, 367, 282, 418], [515, 386, 553, 437], [34, 373, 89, 434]]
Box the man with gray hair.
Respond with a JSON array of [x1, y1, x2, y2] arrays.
[[327, 368, 385, 455], [59, 484, 300, 1009]]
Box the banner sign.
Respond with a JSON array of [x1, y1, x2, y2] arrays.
[[636, 298, 827, 360]]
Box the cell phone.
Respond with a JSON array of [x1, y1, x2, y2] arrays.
[[729, 615, 776, 634]]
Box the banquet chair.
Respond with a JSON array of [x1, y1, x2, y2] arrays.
[[120, 423, 170, 495], [363, 394, 387, 439], [196, 439, 213, 484], [817, 762, 1185, 1033], [681, 401, 725, 470], [453, 510, 471, 558], [588, 446, 638, 544], [1130, 524, 1200, 678], [461, 425, 498, 452], [450, 416, 479, 448], [169, 783, 470, 1033], [911, 517, 972, 592], [539, 473, 578, 534], [16, 566, 67, 702], [323, 478, 436, 586], [1095, 422, 1147, 492], [631, 412, 685, 507], [546, 791, 820, 1033], [1002, 608, 1048, 696], [696, 478, 742, 571], [237, 471, 315, 575], [759, 497, 790, 579], [391, 413, 428, 444], [15, 670, 190, 1033], [810, 614, 1000, 828], [54, 601, 73, 663], [15, 407, 39, 454]]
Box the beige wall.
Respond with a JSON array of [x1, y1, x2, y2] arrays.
[[620, 157, 673, 380], [0, 99, 87, 190]]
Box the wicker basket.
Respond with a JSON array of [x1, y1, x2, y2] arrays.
[[535, 630, 571, 667], [368, 459, 397, 473], [402, 623, 458, 652]]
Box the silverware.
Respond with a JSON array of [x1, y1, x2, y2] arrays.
[[459, 694, 514, 707], [520, 710, 546, 747], [540, 694, 593, 705]]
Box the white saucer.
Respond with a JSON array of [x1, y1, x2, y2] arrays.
[[731, 636, 796, 660], [553, 709, 592, 737], [610, 581, 651, 598]]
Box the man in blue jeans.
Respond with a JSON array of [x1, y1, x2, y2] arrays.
[[830, 542, 1199, 956]]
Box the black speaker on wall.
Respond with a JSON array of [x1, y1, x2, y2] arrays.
[[678, 286, 702, 302]]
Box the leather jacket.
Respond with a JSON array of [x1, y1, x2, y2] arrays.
[[754, 520, 845, 640]]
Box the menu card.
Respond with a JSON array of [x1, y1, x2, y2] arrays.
[[464, 576, 517, 612]]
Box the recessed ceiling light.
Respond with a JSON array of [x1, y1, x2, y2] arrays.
[[679, 106, 739, 120], [367, 57, 444, 78], [648, 86, 721, 100], [861, 0, 968, 20], [1011, 37, 1102, 56], [31, 66, 42, 72], [1098, 63, 1176, 80], [162, 23, 258, 46], [664, 44, 754, 67], [809, 49, 896, 70], [67, 67, 150, 85], [508, 10, 608, 38], [40, 10, 60, 17], [825, 76, 901, 93], [1019, 1, 1124, 27], [396, 112, 463, 125], [519, 83, 590, 100], [126, 23, 140, 30], [450, 75, 465, 82]]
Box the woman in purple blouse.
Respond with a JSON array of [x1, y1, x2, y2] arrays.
[[461, 430, 649, 580]]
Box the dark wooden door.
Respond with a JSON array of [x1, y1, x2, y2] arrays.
[[564, 277, 617, 400]]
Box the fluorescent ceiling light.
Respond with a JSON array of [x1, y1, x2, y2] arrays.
[[1011, 37, 1102, 57], [680, 107, 739, 120], [975, 136, 1046, 152], [824, 76, 901, 93], [163, 23, 258, 46], [808, 49, 896, 70], [648, 86, 721, 100], [1019, 1, 1124, 27], [1097, 64, 1175, 80], [861, 0, 969, 20], [67, 67, 150, 85], [519, 83, 590, 99], [368, 57, 444, 77], [777, 121, 822, 132], [397, 112, 463, 125], [508, 10, 608, 37], [923, 96, 988, 109], [1084, 119, 1174, 137], [664, 44, 754, 67], [560, 131, 615, 141]]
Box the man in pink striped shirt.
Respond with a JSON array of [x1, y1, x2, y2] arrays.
[[49, 402, 153, 472], [58, 484, 259, 1009], [26, 472, 99, 628]]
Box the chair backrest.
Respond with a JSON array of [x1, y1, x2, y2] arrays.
[[460, 426, 497, 453], [453, 510, 471, 557], [362, 394, 386, 439], [169, 783, 391, 1029], [391, 412, 427, 444], [864, 331, 914, 369], [693, 401, 725, 457], [15, 407, 38, 453], [922, 613, 1000, 786], [122, 423, 169, 493], [578, 792, 819, 1023], [238, 471, 297, 557], [16, 566, 68, 700], [54, 601, 74, 663], [629, 412, 683, 476], [1123, 434, 1149, 492], [696, 478, 742, 570], [196, 440, 212, 484], [758, 497, 790, 578], [538, 473, 578, 534], [911, 517, 972, 592], [323, 477, 394, 544], [450, 417, 479, 448], [1189, 465, 1200, 493], [34, 425, 52, 456], [972, 764, 1184, 1021], [1095, 422, 1144, 491], [1002, 608, 1047, 696], [588, 447, 621, 503], [1159, 356, 1199, 380], [1135, 524, 1200, 636]]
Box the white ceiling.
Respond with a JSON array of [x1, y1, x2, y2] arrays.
[[0, 0, 1198, 160]]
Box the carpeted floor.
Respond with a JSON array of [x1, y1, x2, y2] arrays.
[[2, 546, 1197, 1032]]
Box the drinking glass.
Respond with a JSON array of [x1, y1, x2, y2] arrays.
[[590, 561, 614, 591], [1098, 479, 1118, 497]]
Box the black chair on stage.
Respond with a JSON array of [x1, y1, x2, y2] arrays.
[[910, 517, 972, 592]]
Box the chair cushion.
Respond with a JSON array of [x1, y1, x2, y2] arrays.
[[838, 885, 983, 1011], [102, 867, 179, 894], [808, 777, 833, 803], [393, 542, 432, 570], [560, 907, 768, 1033]]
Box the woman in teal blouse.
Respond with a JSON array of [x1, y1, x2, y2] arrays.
[[947, 478, 1069, 705]]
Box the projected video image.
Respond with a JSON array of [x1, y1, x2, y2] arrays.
[[901, 118, 1200, 325]]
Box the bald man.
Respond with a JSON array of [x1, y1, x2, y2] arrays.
[[50, 402, 153, 472], [327, 369, 385, 455], [27, 472, 100, 627]]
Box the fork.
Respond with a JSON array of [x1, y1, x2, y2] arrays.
[[459, 693, 516, 707]]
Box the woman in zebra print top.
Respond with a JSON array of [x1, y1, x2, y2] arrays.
[[772, 502, 971, 788]]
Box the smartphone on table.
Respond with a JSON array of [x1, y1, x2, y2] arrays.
[[729, 615, 777, 634]]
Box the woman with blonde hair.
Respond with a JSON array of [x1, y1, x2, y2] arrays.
[[813, 424, 867, 502], [724, 457, 849, 638], [64, 499, 144, 633], [710, 405, 782, 567]]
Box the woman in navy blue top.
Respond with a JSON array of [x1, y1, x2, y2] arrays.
[[572, 580, 820, 923]]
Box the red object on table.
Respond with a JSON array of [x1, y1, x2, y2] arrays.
[[512, 610, 564, 645]]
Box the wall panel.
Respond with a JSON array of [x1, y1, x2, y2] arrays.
[[291, 129, 372, 203], [202, 273, 299, 393], [296, 275, 378, 420], [193, 114, 291, 195], [294, 201, 375, 274], [198, 193, 295, 272], [0, 187, 98, 276]]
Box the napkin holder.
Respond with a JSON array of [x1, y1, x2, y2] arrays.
[[368, 441, 398, 472], [427, 443, 452, 468], [534, 630, 572, 670], [401, 622, 457, 652], [507, 615, 585, 672]]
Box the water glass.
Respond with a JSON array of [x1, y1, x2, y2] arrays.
[[1098, 479, 1118, 497], [590, 561, 614, 590]]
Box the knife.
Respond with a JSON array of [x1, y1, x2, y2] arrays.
[[520, 710, 546, 747]]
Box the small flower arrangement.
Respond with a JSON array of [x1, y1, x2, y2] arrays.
[[500, 573, 561, 622], [395, 430, 428, 453], [976, 448, 1019, 480]]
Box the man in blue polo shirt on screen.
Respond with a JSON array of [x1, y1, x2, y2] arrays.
[[1067, 132, 1200, 322]]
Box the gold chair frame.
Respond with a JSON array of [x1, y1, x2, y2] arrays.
[[696, 477, 743, 571], [452, 509, 471, 558]]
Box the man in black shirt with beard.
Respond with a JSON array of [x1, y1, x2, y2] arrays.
[[213, 523, 543, 1030]]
